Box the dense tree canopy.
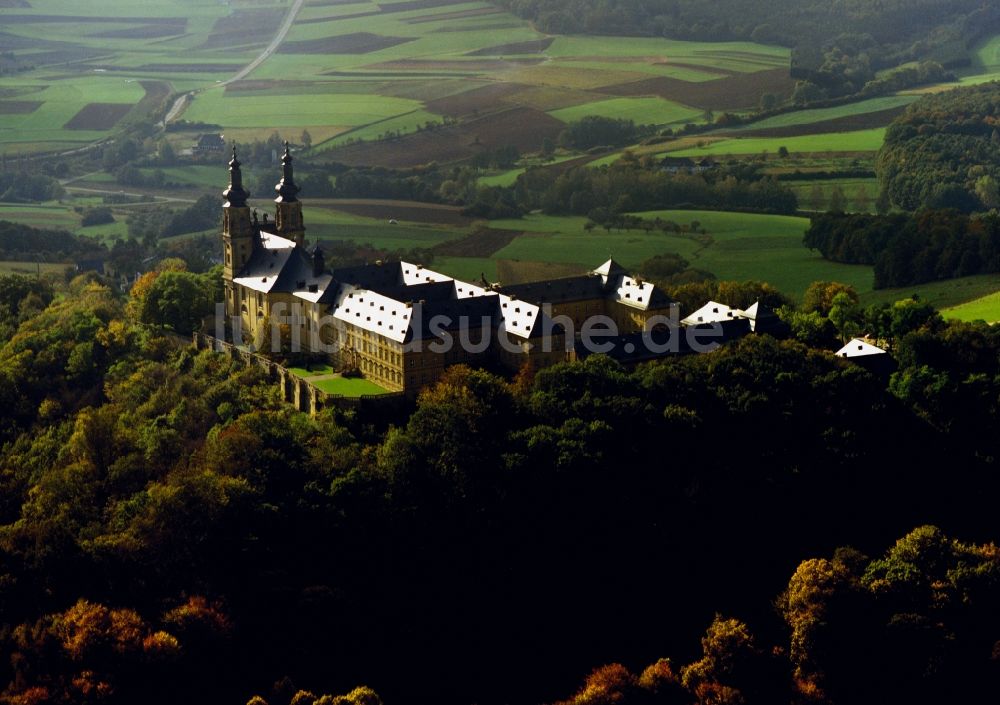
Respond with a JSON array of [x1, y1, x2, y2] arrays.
[[804, 210, 1000, 287], [877, 82, 1000, 212], [1, 273, 1000, 705], [494, 0, 997, 97]]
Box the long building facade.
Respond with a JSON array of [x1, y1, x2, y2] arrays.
[[220, 146, 679, 395]]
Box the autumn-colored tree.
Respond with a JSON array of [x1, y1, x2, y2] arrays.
[[556, 663, 640, 705], [681, 615, 785, 705], [715, 280, 792, 310], [827, 291, 863, 342], [778, 553, 867, 697], [801, 281, 859, 316], [638, 658, 686, 703]]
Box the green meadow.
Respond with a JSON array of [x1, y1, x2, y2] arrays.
[[183, 91, 427, 130], [312, 376, 390, 397], [549, 97, 703, 126], [667, 129, 887, 157], [464, 211, 874, 300], [941, 289, 1000, 323], [0, 0, 793, 155], [731, 96, 916, 131], [786, 178, 880, 213]]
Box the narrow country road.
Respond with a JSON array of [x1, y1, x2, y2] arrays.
[[65, 185, 196, 204], [162, 0, 305, 125]]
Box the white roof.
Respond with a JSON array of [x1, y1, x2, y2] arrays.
[[681, 300, 744, 326], [330, 285, 414, 344], [291, 272, 335, 303], [742, 301, 763, 319], [497, 294, 542, 339], [454, 281, 491, 298], [400, 262, 452, 286], [609, 275, 656, 310], [232, 231, 297, 293], [836, 338, 886, 358]]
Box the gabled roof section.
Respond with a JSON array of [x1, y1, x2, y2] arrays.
[[409, 295, 499, 342], [836, 338, 887, 358], [499, 275, 604, 305], [330, 285, 415, 344], [497, 294, 544, 339], [291, 271, 335, 303], [609, 275, 675, 311], [454, 280, 491, 298], [593, 258, 627, 278], [333, 261, 404, 291], [681, 300, 742, 326], [400, 261, 452, 286], [593, 259, 627, 290], [233, 230, 298, 293]]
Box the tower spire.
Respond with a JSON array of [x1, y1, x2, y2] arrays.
[[275, 141, 299, 203], [223, 144, 249, 207]]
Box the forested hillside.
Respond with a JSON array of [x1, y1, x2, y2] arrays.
[[2, 269, 1000, 704], [496, 0, 998, 96], [804, 210, 1000, 288], [877, 82, 1000, 212]]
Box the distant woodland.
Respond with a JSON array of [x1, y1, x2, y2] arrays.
[[1, 267, 1000, 705], [805, 210, 1000, 288], [497, 0, 1000, 96], [877, 82, 1000, 213]]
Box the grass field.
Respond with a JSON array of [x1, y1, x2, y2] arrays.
[[666, 129, 887, 157], [432, 256, 498, 282], [786, 178, 880, 213], [312, 376, 390, 397], [0, 0, 237, 154], [288, 364, 336, 378], [0, 204, 81, 230], [303, 205, 464, 251], [458, 211, 874, 300], [477, 168, 526, 187], [939, 287, 1000, 322], [0, 260, 71, 276], [0, 0, 793, 158], [942, 292, 1000, 323], [732, 96, 916, 131], [971, 34, 1000, 75], [549, 96, 702, 126]]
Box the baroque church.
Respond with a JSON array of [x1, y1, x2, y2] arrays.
[[221, 145, 679, 394]]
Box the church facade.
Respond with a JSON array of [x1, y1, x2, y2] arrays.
[[220, 146, 678, 395]]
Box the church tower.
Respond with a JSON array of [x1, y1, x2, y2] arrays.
[[222, 145, 254, 318], [274, 141, 305, 246]]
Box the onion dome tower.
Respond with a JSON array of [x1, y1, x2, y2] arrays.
[[274, 141, 305, 246], [221, 145, 255, 316]]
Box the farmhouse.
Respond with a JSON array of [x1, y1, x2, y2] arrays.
[[835, 337, 897, 376], [220, 145, 682, 394], [194, 133, 225, 155], [660, 156, 717, 174]]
